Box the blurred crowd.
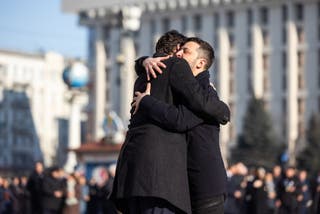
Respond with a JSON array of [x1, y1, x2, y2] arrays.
[[225, 162, 320, 214], [0, 162, 117, 214], [2, 161, 320, 214]]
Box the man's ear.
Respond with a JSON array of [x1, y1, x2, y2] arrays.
[[196, 58, 207, 69]]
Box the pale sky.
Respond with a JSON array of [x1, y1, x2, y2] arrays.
[[0, 0, 87, 59]]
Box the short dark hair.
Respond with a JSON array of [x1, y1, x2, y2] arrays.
[[155, 30, 187, 55], [186, 37, 215, 70]]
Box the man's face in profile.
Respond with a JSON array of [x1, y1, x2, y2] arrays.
[[175, 41, 201, 75]]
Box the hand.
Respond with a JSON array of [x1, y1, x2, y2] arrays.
[[54, 191, 63, 198], [132, 83, 151, 115], [143, 56, 169, 79]]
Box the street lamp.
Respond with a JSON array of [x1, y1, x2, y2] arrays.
[[62, 62, 89, 173]]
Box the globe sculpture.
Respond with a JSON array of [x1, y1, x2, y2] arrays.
[[63, 62, 89, 88]]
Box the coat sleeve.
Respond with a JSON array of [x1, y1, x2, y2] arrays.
[[169, 59, 230, 124], [139, 95, 203, 132]]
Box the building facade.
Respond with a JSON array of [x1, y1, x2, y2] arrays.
[[0, 49, 87, 173], [62, 0, 320, 164]]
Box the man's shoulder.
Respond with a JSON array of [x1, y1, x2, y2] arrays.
[[164, 56, 189, 67]]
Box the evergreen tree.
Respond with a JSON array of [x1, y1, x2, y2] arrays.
[[297, 113, 320, 173], [231, 97, 280, 168]]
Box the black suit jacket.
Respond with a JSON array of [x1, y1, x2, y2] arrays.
[[138, 70, 228, 202], [111, 55, 230, 214]]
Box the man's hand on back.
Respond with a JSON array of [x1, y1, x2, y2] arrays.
[[132, 83, 151, 115], [143, 56, 169, 78]]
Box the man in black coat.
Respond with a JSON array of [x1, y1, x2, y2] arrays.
[[132, 37, 228, 214], [111, 31, 230, 214], [27, 161, 44, 214], [42, 167, 66, 214]]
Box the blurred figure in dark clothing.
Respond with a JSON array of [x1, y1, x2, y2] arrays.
[[278, 167, 302, 214], [273, 165, 283, 212], [225, 162, 247, 214], [27, 161, 44, 214], [42, 166, 66, 214], [264, 172, 277, 213], [0, 178, 14, 214], [19, 176, 31, 214], [297, 170, 312, 214], [87, 168, 117, 214], [9, 176, 21, 213], [312, 171, 320, 214]]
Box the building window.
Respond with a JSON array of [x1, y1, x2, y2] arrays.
[[262, 29, 269, 46], [226, 11, 234, 28], [282, 51, 287, 91], [229, 57, 235, 74], [282, 5, 288, 23], [297, 51, 304, 68], [247, 55, 252, 93], [162, 17, 170, 32], [282, 98, 287, 116], [247, 9, 253, 26], [181, 15, 187, 33], [260, 7, 269, 25], [297, 26, 304, 43], [229, 57, 235, 95], [298, 98, 305, 115], [298, 73, 304, 90], [318, 24, 320, 42], [263, 54, 269, 92], [295, 3, 304, 22], [193, 14, 202, 31], [229, 33, 234, 48], [282, 51, 287, 70], [282, 27, 287, 44], [298, 121, 304, 137], [247, 32, 252, 47], [247, 9, 252, 47], [150, 19, 156, 35], [214, 13, 220, 29]]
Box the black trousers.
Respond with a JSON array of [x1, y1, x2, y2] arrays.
[[122, 196, 186, 214], [191, 195, 225, 214]]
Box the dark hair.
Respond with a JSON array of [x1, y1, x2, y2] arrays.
[[155, 30, 187, 55], [186, 37, 215, 70]]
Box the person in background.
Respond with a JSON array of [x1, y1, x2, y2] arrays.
[[42, 166, 66, 214], [297, 170, 312, 214], [278, 166, 302, 214], [313, 171, 320, 214], [27, 161, 44, 214], [19, 176, 31, 214], [0, 178, 14, 214], [225, 162, 247, 214], [264, 172, 277, 213], [9, 176, 21, 213], [77, 175, 89, 214]]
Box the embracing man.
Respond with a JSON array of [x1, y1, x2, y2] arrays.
[[111, 30, 230, 214]]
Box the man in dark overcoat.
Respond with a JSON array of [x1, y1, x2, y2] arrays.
[[111, 30, 230, 214], [132, 37, 229, 214], [27, 161, 44, 214]]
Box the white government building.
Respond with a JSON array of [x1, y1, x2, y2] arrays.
[[0, 49, 87, 173], [62, 0, 320, 164]]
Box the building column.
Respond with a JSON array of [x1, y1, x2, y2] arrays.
[[65, 93, 82, 173], [217, 12, 230, 166], [93, 26, 107, 140], [119, 6, 141, 124], [287, 3, 299, 166], [252, 8, 264, 98]]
